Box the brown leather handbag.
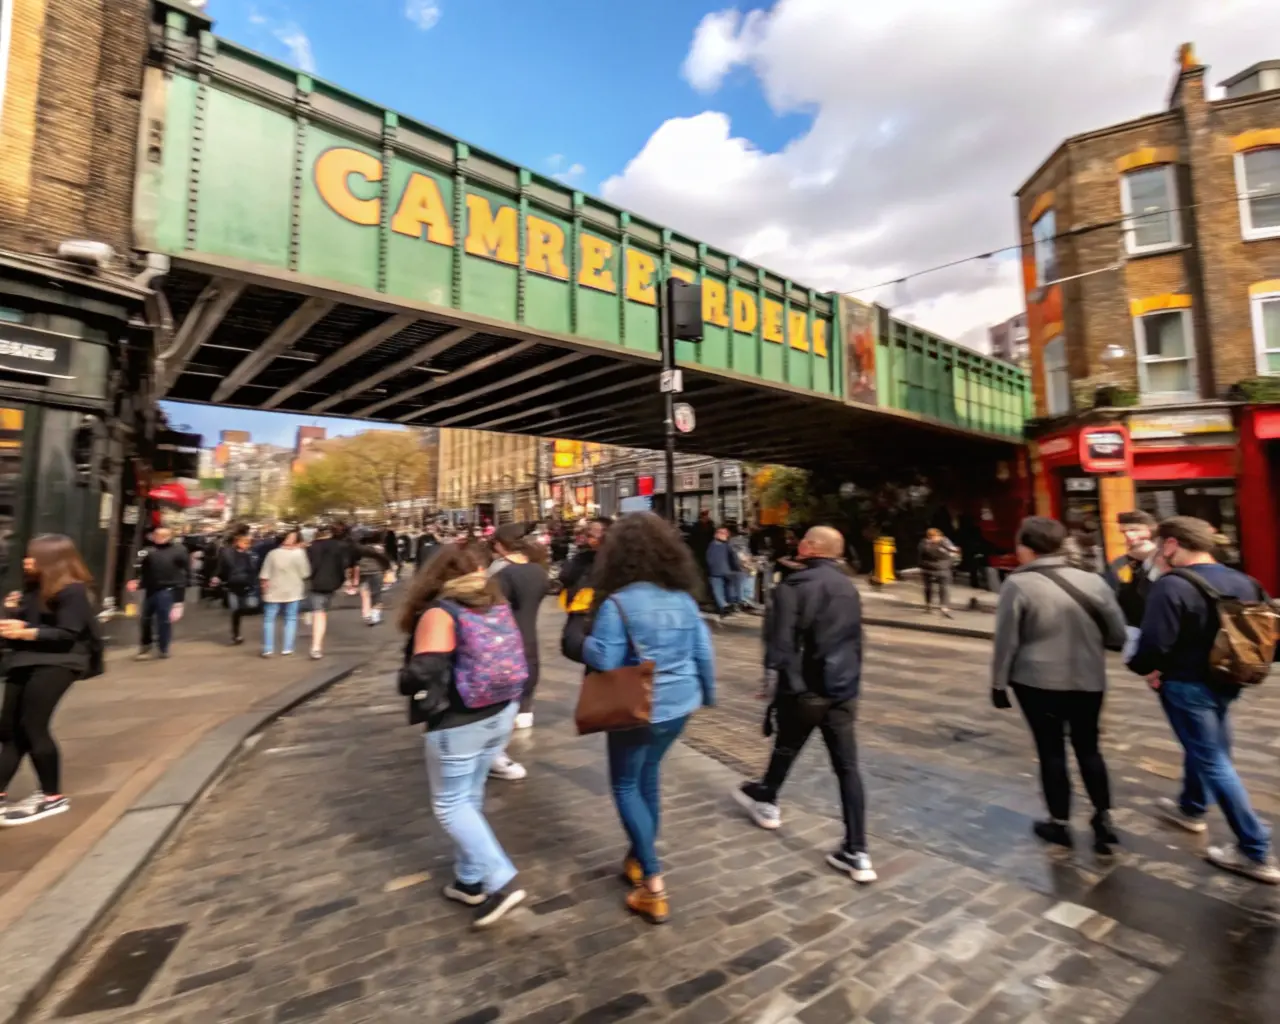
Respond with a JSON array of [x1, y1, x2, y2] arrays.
[[575, 598, 654, 735]]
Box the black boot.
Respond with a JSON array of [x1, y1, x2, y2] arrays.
[[1091, 811, 1120, 855], [1033, 819, 1074, 848]]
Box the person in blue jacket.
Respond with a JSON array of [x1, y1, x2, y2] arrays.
[[706, 525, 743, 618], [583, 512, 716, 925]]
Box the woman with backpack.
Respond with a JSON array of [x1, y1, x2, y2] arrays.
[[399, 544, 529, 928], [0, 534, 101, 826], [583, 513, 716, 925]]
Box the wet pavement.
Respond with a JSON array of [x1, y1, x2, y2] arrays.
[[23, 607, 1280, 1023]]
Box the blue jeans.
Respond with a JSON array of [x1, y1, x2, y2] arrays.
[[1159, 680, 1270, 862], [606, 715, 689, 878], [263, 600, 300, 654], [140, 589, 176, 654], [424, 703, 519, 891], [709, 576, 733, 613]]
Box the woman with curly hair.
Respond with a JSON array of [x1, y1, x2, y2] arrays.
[[582, 512, 716, 924]]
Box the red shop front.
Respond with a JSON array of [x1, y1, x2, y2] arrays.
[[1237, 405, 1280, 595]]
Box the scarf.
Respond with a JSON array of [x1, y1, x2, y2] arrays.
[[439, 569, 490, 603]]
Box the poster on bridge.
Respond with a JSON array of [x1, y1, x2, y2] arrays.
[[841, 296, 878, 406]]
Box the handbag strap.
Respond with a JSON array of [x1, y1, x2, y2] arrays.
[[608, 596, 642, 662], [1025, 566, 1110, 642]]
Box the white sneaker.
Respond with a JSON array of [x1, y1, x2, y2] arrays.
[[489, 755, 527, 781], [514, 712, 534, 731], [1207, 845, 1280, 885], [734, 784, 782, 830], [1154, 796, 1208, 834]]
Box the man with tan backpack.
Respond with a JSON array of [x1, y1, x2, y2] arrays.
[[1128, 516, 1280, 884]]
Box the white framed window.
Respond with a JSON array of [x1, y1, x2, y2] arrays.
[[1121, 165, 1180, 254], [1251, 291, 1280, 375], [1042, 336, 1070, 415], [1031, 208, 1057, 287], [1134, 308, 1197, 402], [1235, 148, 1280, 240]]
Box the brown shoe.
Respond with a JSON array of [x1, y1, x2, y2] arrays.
[[626, 886, 670, 924], [620, 856, 644, 887]]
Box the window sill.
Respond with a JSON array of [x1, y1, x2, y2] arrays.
[[1136, 393, 1200, 407], [1242, 230, 1280, 243], [1125, 243, 1191, 261]]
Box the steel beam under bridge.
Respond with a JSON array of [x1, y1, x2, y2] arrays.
[[156, 255, 1024, 477]]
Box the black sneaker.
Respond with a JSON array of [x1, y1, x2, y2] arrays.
[[826, 848, 876, 883], [1, 794, 69, 827], [443, 880, 486, 906], [1091, 812, 1120, 855], [473, 888, 526, 928], [1033, 820, 1074, 848]]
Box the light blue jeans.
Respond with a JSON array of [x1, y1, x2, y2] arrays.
[[424, 702, 519, 891], [263, 600, 301, 655]]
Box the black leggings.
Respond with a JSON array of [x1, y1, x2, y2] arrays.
[[1011, 684, 1110, 821], [0, 665, 77, 795]]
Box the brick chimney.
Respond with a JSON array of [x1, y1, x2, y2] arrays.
[[1168, 42, 1206, 109]]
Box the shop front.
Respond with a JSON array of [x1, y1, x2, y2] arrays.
[[0, 256, 153, 605], [1032, 405, 1278, 592]]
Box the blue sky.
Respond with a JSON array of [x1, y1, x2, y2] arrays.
[[164, 0, 812, 448]]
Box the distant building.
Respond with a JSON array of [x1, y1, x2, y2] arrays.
[[988, 313, 1029, 368]]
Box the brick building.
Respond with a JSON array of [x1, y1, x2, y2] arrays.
[[0, 0, 161, 601], [1016, 44, 1280, 591]]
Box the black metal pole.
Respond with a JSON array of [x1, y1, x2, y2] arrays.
[[659, 280, 676, 523]]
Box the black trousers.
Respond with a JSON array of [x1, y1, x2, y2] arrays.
[[0, 665, 77, 795], [922, 573, 950, 609], [521, 659, 540, 715], [761, 692, 867, 853], [1011, 684, 1111, 821]]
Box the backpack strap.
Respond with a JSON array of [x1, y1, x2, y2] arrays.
[[1166, 567, 1224, 603]]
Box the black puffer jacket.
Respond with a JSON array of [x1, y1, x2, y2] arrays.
[[765, 558, 863, 701]]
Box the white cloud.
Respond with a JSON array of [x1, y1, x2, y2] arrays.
[[404, 0, 441, 31], [546, 154, 586, 185], [248, 6, 316, 73], [605, 0, 1280, 348], [272, 21, 315, 73]]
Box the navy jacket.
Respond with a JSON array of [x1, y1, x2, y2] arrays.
[[765, 558, 863, 701], [706, 539, 740, 578], [1128, 563, 1261, 685]]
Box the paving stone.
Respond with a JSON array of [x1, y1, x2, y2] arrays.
[[795, 982, 875, 1024]]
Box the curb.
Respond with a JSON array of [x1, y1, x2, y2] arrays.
[[0, 659, 357, 1024]]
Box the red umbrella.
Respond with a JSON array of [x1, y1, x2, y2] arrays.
[[149, 482, 192, 507]]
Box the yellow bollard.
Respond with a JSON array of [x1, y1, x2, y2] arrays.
[[872, 536, 896, 584]]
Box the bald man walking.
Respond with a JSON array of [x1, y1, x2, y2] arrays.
[[735, 526, 876, 883]]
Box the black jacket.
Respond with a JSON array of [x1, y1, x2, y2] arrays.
[[7, 582, 97, 675], [765, 558, 863, 701], [216, 547, 260, 593], [307, 538, 350, 594], [1104, 553, 1154, 628], [917, 539, 957, 576], [136, 542, 189, 597], [559, 549, 597, 663], [416, 534, 440, 567]]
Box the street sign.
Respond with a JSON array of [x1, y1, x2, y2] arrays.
[[673, 402, 695, 434], [660, 369, 684, 393]]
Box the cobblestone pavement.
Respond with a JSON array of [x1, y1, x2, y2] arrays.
[[28, 609, 1280, 1024]]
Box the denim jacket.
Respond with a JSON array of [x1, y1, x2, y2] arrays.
[[582, 582, 716, 723]]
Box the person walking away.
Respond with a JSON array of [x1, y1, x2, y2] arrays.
[[917, 528, 959, 618], [128, 526, 189, 660], [706, 526, 742, 620], [560, 517, 607, 662], [0, 535, 102, 825], [212, 527, 260, 644], [416, 527, 441, 571], [259, 530, 311, 657], [383, 525, 400, 578], [306, 524, 349, 659], [1127, 516, 1280, 883], [354, 540, 393, 625], [398, 545, 528, 927], [734, 526, 876, 883], [491, 526, 550, 730], [583, 513, 715, 924], [1104, 510, 1159, 660], [990, 517, 1127, 852]]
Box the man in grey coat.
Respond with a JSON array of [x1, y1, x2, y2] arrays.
[[991, 516, 1127, 852]]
